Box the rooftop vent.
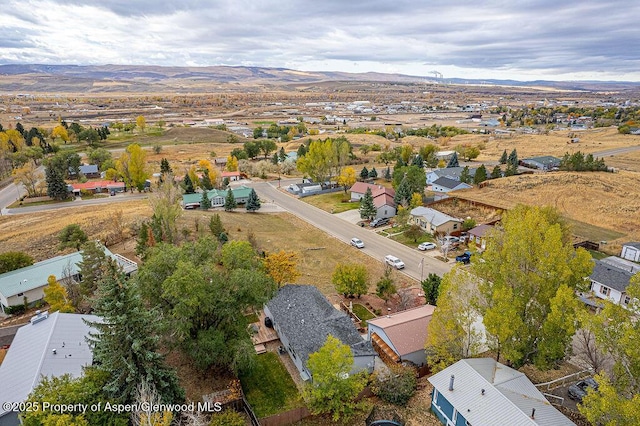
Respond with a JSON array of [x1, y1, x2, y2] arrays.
[[30, 310, 49, 325], [449, 374, 455, 391]]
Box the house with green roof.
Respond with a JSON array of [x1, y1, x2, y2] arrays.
[[0, 246, 137, 314], [182, 185, 253, 209]]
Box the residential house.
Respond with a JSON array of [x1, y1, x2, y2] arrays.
[[426, 167, 476, 185], [181, 185, 253, 209], [429, 358, 576, 426], [366, 305, 435, 367], [68, 164, 100, 179], [468, 224, 494, 250], [410, 207, 462, 235], [221, 170, 241, 182], [287, 182, 322, 196], [431, 177, 472, 196], [264, 285, 376, 381], [350, 182, 396, 219], [520, 156, 561, 171], [69, 180, 125, 195], [0, 247, 137, 314], [0, 311, 100, 426], [590, 257, 640, 307], [621, 242, 640, 262]]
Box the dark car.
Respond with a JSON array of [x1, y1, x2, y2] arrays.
[[369, 217, 389, 228], [568, 377, 598, 402], [455, 251, 472, 264]]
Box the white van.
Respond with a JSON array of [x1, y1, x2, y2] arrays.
[[385, 255, 405, 269]]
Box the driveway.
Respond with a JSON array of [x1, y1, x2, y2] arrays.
[[335, 209, 362, 224], [251, 180, 453, 281]]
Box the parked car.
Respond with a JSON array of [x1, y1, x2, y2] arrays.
[[455, 251, 472, 264], [370, 217, 389, 228], [443, 236, 460, 244], [385, 255, 405, 269], [568, 377, 599, 402], [350, 237, 364, 248], [418, 242, 437, 251]]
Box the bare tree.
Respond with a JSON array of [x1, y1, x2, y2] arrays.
[[148, 177, 182, 244], [132, 381, 173, 426], [397, 288, 415, 311], [573, 328, 609, 373]]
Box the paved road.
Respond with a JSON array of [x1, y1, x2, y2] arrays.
[[592, 144, 640, 157], [251, 180, 453, 282], [3, 192, 148, 215], [0, 182, 25, 214]]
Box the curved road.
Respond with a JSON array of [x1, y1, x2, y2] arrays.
[[251, 180, 453, 282]]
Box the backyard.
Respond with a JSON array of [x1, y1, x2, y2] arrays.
[[351, 303, 376, 328], [239, 352, 304, 418], [301, 191, 359, 214]]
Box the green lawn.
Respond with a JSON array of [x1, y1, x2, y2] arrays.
[[352, 303, 376, 328], [8, 197, 74, 208], [245, 312, 259, 324], [588, 249, 608, 260], [389, 230, 435, 248], [301, 192, 359, 214], [239, 352, 303, 418]]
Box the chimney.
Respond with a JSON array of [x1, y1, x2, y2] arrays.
[[481, 389, 485, 396], [449, 375, 455, 391], [52, 349, 56, 355], [531, 408, 535, 419]]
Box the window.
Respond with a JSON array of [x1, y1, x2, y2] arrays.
[[624, 295, 631, 305], [600, 286, 610, 296], [17, 292, 24, 297], [453, 224, 458, 230]]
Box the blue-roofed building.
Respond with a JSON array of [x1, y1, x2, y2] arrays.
[[0, 247, 137, 314], [0, 311, 100, 426], [429, 358, 575, 426]]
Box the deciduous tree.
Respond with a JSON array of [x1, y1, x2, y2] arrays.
[[136, 115, 146, 132], [337, 166, 356, 193], [0, 251, 33, 273], [148, 178, 182, 244], [12, 162, 44, 198], [332, 263, 368, 298], [117, 144, 149, 192], [263, 250, 300, 287], [43, 275, 74, 313]]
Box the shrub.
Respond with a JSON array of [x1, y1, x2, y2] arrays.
[[371, 365, 417, 406], [208, 410, 245, 426]]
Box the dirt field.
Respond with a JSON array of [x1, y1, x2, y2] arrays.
[[455, 170, 640, 252]]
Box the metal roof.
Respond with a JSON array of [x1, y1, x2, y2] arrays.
[[367, 305, 435, 356], [181, 185, 253, 206], [410, 206, 462, 227], [428, 358, 575, 426], [468, 224, 494, 238], [0, 312, 100, 419], [0, 246, 137, 299], [266, 285, 375, 367], [623, 242, 640, 249]]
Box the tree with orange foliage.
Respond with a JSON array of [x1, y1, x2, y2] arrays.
[[263, 250, 300, 287]]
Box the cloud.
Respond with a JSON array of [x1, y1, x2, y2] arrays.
[[0, 0, 638, 80]]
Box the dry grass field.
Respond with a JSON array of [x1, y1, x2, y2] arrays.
[[455, 170, 640, 252]]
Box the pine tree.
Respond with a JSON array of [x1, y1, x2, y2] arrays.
[[271, 152, 279, 165], [368, 167, 378, 179], [278, 147, 287, 163], [45, 165, 68, 200], [499, 150, 508, 164], [490, 165, 502, 179], [200, 169, 213, 190], [394, 177, 412, 206], [77, 241, 109, 297], [208, 214, 225, 239], [446, 152, 459, 168], [86, 263, 184, 404], [245, 189, 261, 212], [360, 167, 369, 180], [224, 189, 237, 211], [136, 222, 150, 258], [460, 166, 472, 184], [412, 154, 424, 168], [384, 166, 391, 181], [183, 174, 195, 194], [359, 188, 376, 220], [200, 190, 211, 210], [474, 164, 488, 184], [508, 148, 518, 167]]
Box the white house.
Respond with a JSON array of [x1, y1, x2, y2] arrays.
[[367, 305, 435, 367], [410, 206, 462, 235], [431, 177, 472, 195], [429, 358, 575, 426], [0, 312, 100, 426], [0, 247, 137, 314], [621, 242, 640, 262], [264, 285, 375, 381], [589, 257, 640, 307], [426, 167, 475, 185]]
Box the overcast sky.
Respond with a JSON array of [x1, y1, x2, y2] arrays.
[[2, 0, 639, 81]]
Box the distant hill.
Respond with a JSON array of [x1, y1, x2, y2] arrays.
[[0, 64, 638, 93]]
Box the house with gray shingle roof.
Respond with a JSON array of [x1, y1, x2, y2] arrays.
[[431, 177, 472, 194], [264, 285, 375, 381], [0, 311, 100, 426], [426, 167, 476, 185], [409, 207, 462, 236], [429, 358, 575, 426], [590, 257, 639, 307]]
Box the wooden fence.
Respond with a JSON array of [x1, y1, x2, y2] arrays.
[[535, 369, 593, 392], [260, 406, 311, 426]]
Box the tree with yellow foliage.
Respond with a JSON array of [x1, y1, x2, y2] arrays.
[[43, 275, 74, 313], [13, 162, 44, 197], [226, 155, 239, 172], [263, 250, 301, 287], [51, 125, 69, 144], [337, 166, 356, 193], [117, 144, 149, 192], [136, 115, 146, 133], [409, 192, 423, 209], [0, 129, 25, 152]]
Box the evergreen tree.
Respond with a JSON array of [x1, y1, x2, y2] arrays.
[[359, 188, 376, 220], [490, 165, 502, 179], [136, 222, 151, 258], [86, 263, 184, 404], [360, 167, 369, 180], [200, 169, 213, 190], [411, 154, 424, 168], [368, 167, 378, 179], [77, 241, 109, 297], [446, 151, 459, 168], [58, 224, 88, 251], [224, 189, 237, 211], [474, 164, 488, 184], [421, 273, 441, 306], [460, 166, 472, 184], [394, 177, 412, 206], [245, 189, 261, 212], [508, 148, 518, 167], [278, 147, 287, 163], [384, 166, 392, 181], [297, 144, 307, 158], [505, 162, 518, 176], [499, 149, 508, 164], [200, 190, 211, 210], [45, 164, 68, 200], [271, 152, 279, 165], [183, 174, 195, 194]]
